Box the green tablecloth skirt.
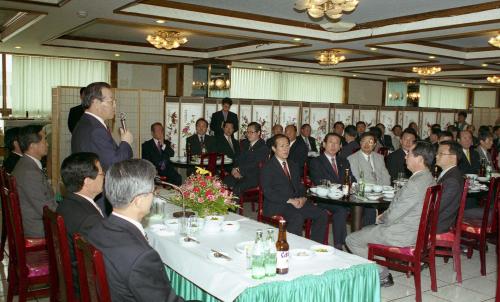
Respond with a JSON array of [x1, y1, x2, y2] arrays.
[[165, 263, 381, 302]]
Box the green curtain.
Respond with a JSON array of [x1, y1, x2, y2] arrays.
[[10, 55, 110, 117], [230, 68, 343, 103], [419, 84, 467, 109]]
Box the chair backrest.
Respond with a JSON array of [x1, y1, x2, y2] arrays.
[[479, 177, 500, 233], [414, 184, 443, 258], [73, 233, 111, 302], [5, 189, 29, 276], [43, 206, 76, 302], [200, 152, 224, 176], [450, 179, 469, 243]]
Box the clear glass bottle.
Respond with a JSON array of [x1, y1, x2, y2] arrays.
[[358, 170, 365, 197], [251, 230, 266, 279], [264, 228, 276, 277], [485, 164, 492, 179]]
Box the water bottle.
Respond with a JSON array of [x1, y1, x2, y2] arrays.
[[251, 230, 266, 279], [264, 228, 276, 277], [358, 171, 365, 197], [486, 164, 492, 179]]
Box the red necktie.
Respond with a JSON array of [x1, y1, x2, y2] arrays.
[[282, 161, 291, 180], [157, 140, 162, 152], [331, 157, 338, 177]]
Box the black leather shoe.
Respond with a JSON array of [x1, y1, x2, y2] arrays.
[[380, 273, 394, 287]]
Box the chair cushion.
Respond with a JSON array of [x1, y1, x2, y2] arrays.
[[436, 232, 455, 242], [461, 218, 493, 235], [25, 238, 46, 248], [26, 250, 50, 277], [368, 243, 415, 256]]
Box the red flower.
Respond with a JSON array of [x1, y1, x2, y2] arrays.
[[193, 187, 200, 193], [200, 181, 207, 187], [205, 189, 213, 197]]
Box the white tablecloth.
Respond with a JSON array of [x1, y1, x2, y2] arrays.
[[170, 156, 233, 165], [145, 202, 374, 302]]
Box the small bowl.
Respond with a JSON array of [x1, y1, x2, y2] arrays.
[[367, 195, 381, 201], [310, 187, 319, 194], [364, 184, 373, 193], [222, 221, 240, 232], [372, 185, 383, 193], [383, 193, 395, 199], [316, 187, 329, 197]]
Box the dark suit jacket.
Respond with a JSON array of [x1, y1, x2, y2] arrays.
[[209, 110, 238, 137], [458, 147, 480, 175], [2, 152, 21, 174], [230, 139, 269, 191], [67, 104, 85, 133], [289, 138, 308, 174], [298, 135, 318, 152], [386, 148, 412, 181], [309, 153, 354, 186], [338, 141, 360, 160], [71, 113, 133, 171], [141, 139, 181, 185], [12, 155, 56, 237], [185, 134, 216, 155], [57, 193, 103, 294], [266, 136, 277, 149], [87, 215, 184, 302], [261, 157, 305, 216], [437, 166, 464, 234], [381, 134, 394, 150], [215, 134, 240, 160]]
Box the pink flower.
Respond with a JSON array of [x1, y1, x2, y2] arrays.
[[207, 194, 215, 201], [193, 187, 200, 193], [214, 181, 222, 188], [197, 197, 204, 203], [189, 193, 195, 199]]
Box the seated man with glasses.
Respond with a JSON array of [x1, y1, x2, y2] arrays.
[[87, 159, 189, 302]]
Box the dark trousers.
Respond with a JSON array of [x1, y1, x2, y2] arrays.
[[266, 202, 328, 243], [317, 204, 349, 248]]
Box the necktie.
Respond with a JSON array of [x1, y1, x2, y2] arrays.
[[157, 140, 162, 152], [304, 137, 311, 151], [465, 149, 471, 163], [200, 136, 204, 144], [223, 111, 227, 121], [282, 161, 291, 180], [367, 155, 374, 172], [331, 157, 338, 177], [227, 136, 234, 151]]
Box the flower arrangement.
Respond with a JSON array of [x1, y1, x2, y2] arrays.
[[172, 173, 238, 217]]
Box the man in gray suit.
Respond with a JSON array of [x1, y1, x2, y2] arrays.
[[346, 141, 436, 287], [476, 131, 493, 166], [348, 132, 391, 225], [12, 125, 57, 238]]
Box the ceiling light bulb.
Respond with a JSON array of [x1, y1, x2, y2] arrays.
[[370, 47, 377, 51], [156, 20, 166, 24], [428, 56, 435, 59], [14, 46, 21, 49], [293, 38, 302, 41]]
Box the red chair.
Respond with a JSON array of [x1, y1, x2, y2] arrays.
[[238, 161, 265, 215], [434, 179, 469, 283], [5, 190, 51, 302], [0, 167, 9, 261], [496, 192, 500, 302], [74, 234, 111, 302], [256, 185, 284, 226], [368, 185, 443, 302], [301, 162, 313, 189], [200, 152, 226, 178], [461, 177, 500, 276], [492, 147, 499, 171], [43, 206, 77, 302]]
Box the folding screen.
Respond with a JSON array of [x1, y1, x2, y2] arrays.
[[165, 98, 180, 155], [359, 107, 378, 128], [178, 97, 204, 156], [378, 108, 398, 134], [420, 110, 438, 138], [252, 100, 273, 140], [239, 100, 252, 138], [310, 103, 330, 145]]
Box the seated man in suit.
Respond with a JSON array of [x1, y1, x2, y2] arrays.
[[67, 87, 85, 133], [223, 122, 269, 195], [426, 127, 441, 150], [209, 97, 238, 137], [333, 121, 346, 146], [455, 111, 468, 131], [376, 123, 394, 150], [266, 124, 283, 148], [3, 127, 22, 173], [435, 141, 464, 234], [346, 141, 436, 287], [57, 152, 105, 296], [261, 134, 328, 243], [310, 133, 353, 249], [186, 118, 215, 155], [299, 124, 318, 153], [285, 125, 308, 175], [142, 122, 181, 186], [476, 131, 493, 167], [390, 125, 402, 151], [348, 132, 391, 226], [356, 121, 366, 142], [215, 121, 240, 161], [386, 128, 416, 181], [86, 159, 186, 302], [338, 125, 360, 159], [457, 130, 480, 175], [12, 125, 57, 238]]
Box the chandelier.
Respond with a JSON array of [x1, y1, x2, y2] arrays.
[[146, 30, 187, 50], [412, 66, 441, 76], [316, 50, 346, 65], [487, 76, 500, 84], [294, 0, 360, 21], [488, 35, 500, 48], [209, 78, 230, 90]]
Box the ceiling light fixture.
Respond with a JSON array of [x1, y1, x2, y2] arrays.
[[487, 76, 500, 84], [352, 74, 357, 77], [294, 0, 360, 21], [412, 66, 441, 76], [114, 53, 120, 57], [370, 47, 377, 51], [14, 46, 21, 49], [488, 35, 500, 48], [156, 20, 166, 24], [316, 50, 346, 65], [481, 63, 489, 67], [293, 38, 302, 41], [428, 56, 435, 59], [146, 30, 187, 50]]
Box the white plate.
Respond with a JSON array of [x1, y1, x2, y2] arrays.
[[310, 244, 334, 256], [222, 221, 240, 232], [328, 192, 344, 199], [235, 241, 254, 254], [477, 177, 490, 182], [290, 248, 313, 260], [383, 186, 394, 191], [207, 251, 231, 263]]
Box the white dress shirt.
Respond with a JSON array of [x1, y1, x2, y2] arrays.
[[111, 212, 147, 238], [85, 112, 107, 128]]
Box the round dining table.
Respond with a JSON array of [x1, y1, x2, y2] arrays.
[[309, 193, 391, 232], [169, 156, 233, 168]]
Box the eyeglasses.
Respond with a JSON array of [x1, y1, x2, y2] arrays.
[[360, 140, 375, 145], [246, 130, 258, 134]]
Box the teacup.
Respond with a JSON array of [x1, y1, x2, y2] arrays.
[[372, 185, 383, 193], [364, 184, 373, 193], [310, 187, 319, 194]]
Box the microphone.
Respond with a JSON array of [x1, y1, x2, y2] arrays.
[[119, 112, 127, 131]]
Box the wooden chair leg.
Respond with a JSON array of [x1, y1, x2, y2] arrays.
[[414, 264, 422, 302], [453, 245, 462, 283], [429, 255, 438, 292], [479, 240, 487, 276], [0, 220, 6, 261]]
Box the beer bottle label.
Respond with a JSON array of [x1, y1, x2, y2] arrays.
[[276, 250, 289, 269]]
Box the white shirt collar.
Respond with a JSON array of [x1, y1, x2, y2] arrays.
[[13, 151, 23, 157], [324, 152, 336, 163], [361, 151, 371, 161], [75, 193, 104, 217], [153, 138, 162, 145], [85, 112, 107, 128], [410, 169, 425, 179], [275, 156, 288, 167], [438, 165, 456, 181], [24, 154, 42, 170], [111, 212, 146, 238]]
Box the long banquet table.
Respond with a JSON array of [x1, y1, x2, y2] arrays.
[[144, 201, 381, 302]]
